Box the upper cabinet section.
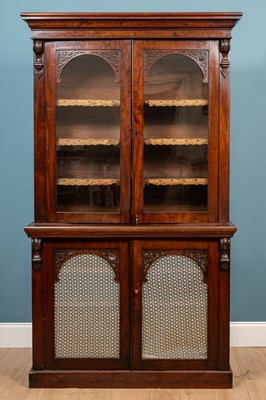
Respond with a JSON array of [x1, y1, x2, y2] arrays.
[[21, 13, 242, 224]]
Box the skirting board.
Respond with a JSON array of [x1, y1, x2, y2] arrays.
[[0, 322, 266, 348], [0, 324, 32, 348]]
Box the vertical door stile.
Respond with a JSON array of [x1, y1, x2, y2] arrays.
[[132, 41, 144, 224], [45, 42, 57, 222], [208, 41, 220, 222], [119, 40, 132, 223], [119, 240, 130, 368], [131, 240, 142, 369], [207, 240, 219, 369]]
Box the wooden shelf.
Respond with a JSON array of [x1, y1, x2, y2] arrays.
[[145, 99, 208, 107], [57, 157, 120, 186], [57, 178, 120, 186], [145, 178, 208, 186], [57, 99, 207, 107], [59, 137, 207, 147], [57, 156, 207, 186], [144, 124, 208, 146], [57, 119, 120, 146], [144, 126, 208, 146], [144, 158, 208, 186], [58, 177, 206, 187], [144, 138, 207, 146], [57, 99, 120, 107], [144, 106, 208, 145], [58, 138, 120, 146]]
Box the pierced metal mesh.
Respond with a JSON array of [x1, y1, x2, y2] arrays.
[[142, 252, 208, 360], [54, 252, 120, 359]]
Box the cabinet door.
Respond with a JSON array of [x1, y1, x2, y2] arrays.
[[45, 40, 131, 223], [42, 240, 129, 370], [132, 40, 219, 224], [131, 240, 218, 370]]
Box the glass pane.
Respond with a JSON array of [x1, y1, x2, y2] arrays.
[[142, 251, 208, 360], [54, 252, 120, 359], [144, 54, 208, 213], [56, 55, 120, 213]]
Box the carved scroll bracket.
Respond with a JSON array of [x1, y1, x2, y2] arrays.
[[33, 40, 44, 80], [32, 239, 42, 271], [220, 39, 231, 79], [220, 238, 230, 271]]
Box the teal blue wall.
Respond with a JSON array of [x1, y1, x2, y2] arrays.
[[0, 0, 265, 322]]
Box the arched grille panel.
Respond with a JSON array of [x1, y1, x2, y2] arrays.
[[142, 252, 208, 360], [54, 252, 120, 359]]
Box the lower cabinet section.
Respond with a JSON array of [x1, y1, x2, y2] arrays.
[[29, 236, 232, 388]]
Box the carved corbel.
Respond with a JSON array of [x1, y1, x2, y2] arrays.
[[220, 39, 230, 78], [33, 40, 44, 80], [220, 238, 230, 271], [32, 238, 42, 270]]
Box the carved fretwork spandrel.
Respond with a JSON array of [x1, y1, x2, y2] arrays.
[[144, 49, 208, 83], [220, 238, 230, 271], [55, 249, 120, 282], [220, 39, 231, 78], [32, 238, 42, 270], [56, 49, 120, 83], [33, 40, 44, 80], [143, 249, 208, 284]]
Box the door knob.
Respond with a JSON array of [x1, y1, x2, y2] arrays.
[[133, 289, 139, 295]]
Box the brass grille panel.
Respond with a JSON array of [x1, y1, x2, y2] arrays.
[[54, 252, 120, 359], [142, 252, 208, 360]]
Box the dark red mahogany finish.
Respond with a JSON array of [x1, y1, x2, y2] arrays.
[[22, 12, 241, 388]]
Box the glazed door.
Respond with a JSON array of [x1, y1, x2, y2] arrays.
[[45, 40, 131, 223], [132, 40, 219, 224], [131, 240, 219, 370], [43, 240, 130, 370]]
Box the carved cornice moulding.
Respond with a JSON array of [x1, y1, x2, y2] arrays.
[[21, 12, 242, 40]]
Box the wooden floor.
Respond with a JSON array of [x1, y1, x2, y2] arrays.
[[0, 348, 266, 399]]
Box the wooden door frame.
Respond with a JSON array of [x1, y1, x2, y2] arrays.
[[44, 40, 132, 224], [131, 239, 219, 370], [132, 40, 219, 224], [42, 239, 130, 370]]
